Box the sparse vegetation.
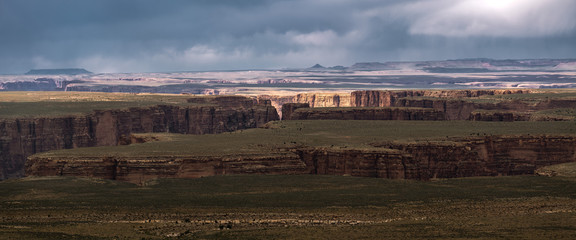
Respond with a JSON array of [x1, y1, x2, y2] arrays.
[[35, 120, 576, 158], [0, 92, 214, 118], [1, 175, 575, 239]]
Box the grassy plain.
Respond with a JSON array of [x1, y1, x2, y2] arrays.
[[0, 92, 212, 118], [35, 120, 576, 158], [1, 175, 575, 239]]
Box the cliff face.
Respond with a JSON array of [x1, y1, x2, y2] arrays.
[[350, 90, 576, 121], [26, 153, 307, 185], [26, 135, 576, 183], [351, 90, 530, 108], [257, 93, 351, 119], [1, 97, 278, 179], [371, 136, 576, 179], [284, 106, 445, 121], [281, 103, 310, 121], [265, 90, 547, 121], [351, 90, 525, 121]]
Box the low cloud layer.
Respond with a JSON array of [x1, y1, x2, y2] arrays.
[[1, 0, 575, 73]]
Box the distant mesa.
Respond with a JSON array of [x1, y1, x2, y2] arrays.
[[308, 64, 347, 71], [424, 67, 491, 73], [310, 64, 326, 69], [351, 62, 398, 70], [328, 65, 346, 70], [25, 68, 92, 75]]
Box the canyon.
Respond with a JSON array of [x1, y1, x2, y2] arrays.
[[2, 89, 576, 182], [282, 90, 576, 121], [0, 96, 278, 179]]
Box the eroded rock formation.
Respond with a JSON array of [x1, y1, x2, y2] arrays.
[[276, 90, 576, 121], [257, 93, 351, 118], [26, 135, 576, 184], [283, 106, 445, 121], [261, 90, 542, 120], [0, 96, 278, 179], [26, 153, 307, 185], [351, 89, 530, 108]]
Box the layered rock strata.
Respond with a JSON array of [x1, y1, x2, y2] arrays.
[[27, 135, 576, 183], [351, 89, 530, 107], [26, 153, 306, 185], [257, 93, 351, 118], [353, 90, 576, 121], [0, 96, 278, 179], [277, 90, 576, 121], [261, 90, 539, 120], [284, 106, 445, 121]]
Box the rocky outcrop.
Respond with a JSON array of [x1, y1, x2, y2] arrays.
[[26, 153, 307, 185], [376, 136, 576, 179], [282, 103, 311, 121], [257, 93, 351, 118], [469, 112, 531, 121], [351, 90, 576, 121], [351, 90, 529, 108], [283, 106, 446, 121], [26, 135, 576, 183], [261, 90, 539, 121], [0, 96, 279, 180]]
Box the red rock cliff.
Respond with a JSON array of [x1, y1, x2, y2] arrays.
[[352, 90, 576, 121], [26, 153, 307, 185], [26, 135, 576, 183], [257, 93, 351, 119], [351, 90, 530, 108], [1, 96, 278, 179], [283, 106, 446, 121]]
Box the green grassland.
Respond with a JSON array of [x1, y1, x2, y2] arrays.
[[35, 120, 576, 158], [0, 92, 218, 118], [1, 175, 575, 239]]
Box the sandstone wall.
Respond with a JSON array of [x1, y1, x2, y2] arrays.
[[352, 90, 576, 121], [26, 153, 306, 185], [257, 93, 351, 119], [283, 106, 445, 121], [351, 90, 530, 108], [0, 97, 279, 179], [281, 103, 310, 121], [263, 90, 543, 121], [26, 135, 576, 183], [371, 136, 576, 179]]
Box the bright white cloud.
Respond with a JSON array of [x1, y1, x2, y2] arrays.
[[289, 30, 339, 46], [395, 0, 576, 37]]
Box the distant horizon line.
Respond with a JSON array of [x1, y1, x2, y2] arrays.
[[5, 57, 576, 75]]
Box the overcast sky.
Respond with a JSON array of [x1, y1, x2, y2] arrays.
[[1, 0, 575, 73]]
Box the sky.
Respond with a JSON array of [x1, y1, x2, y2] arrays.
[[1, 0, 575, 73]]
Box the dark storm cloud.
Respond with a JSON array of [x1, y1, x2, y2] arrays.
[[0, 0, 575, 73]]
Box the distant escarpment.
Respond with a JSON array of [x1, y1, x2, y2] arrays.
[[27, 135, 576, 183], [26, 153, 307, 184], [25, 68, 92, 75], [276, 90, 576, 121], [283, 105, 445, 121], [0, 78, 84, 91], [351, 89, 527, 108], [0, 96, 278, 179], [257, 93, 351, 118]]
